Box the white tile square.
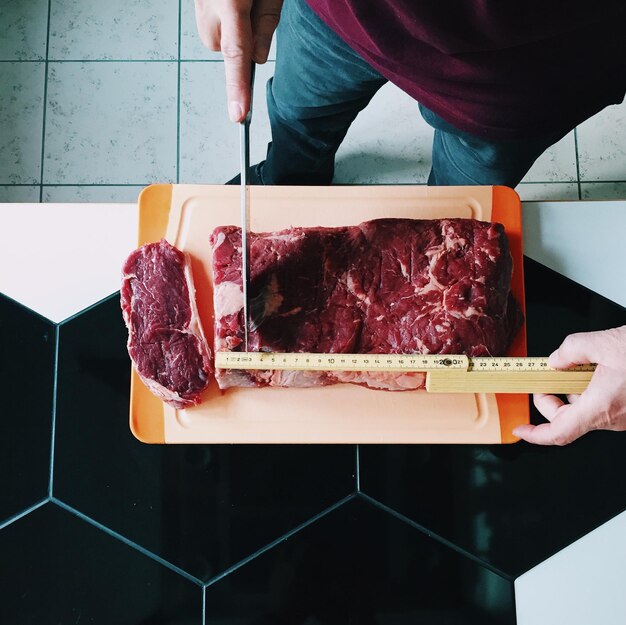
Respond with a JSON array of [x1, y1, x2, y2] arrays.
[[43, 186, 145, 202], [581, 182, 626, 200], [49, 0, 178, 60], [521, 131, 577, 182], [335, 82, 433, 184], [179, 61, 274, 183], [44, 62, 177, 184], [0, 62, 45, 184], [0, 186, 41, 202], [577, 100, 626, 181], [517, 183, 579, 202], [0, 0, 49, 60]]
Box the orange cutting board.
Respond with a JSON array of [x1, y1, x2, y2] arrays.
[[130, 184, 528, 444]]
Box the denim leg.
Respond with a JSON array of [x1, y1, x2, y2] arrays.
[[261, 0, 386, 185], [419, 104, 568, 187]]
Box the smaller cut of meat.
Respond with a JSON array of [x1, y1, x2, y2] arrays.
[[121, 239, 212, 409]]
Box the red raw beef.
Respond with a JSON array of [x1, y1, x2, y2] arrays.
[[210, 218, 523, 391], [121, 239, 212, 408]]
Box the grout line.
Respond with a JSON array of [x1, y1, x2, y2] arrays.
[[202, 585, 206, 625], [45, 58, 179, 63], [33, 183, 147, 187], [0, 498, 48, 531], [176, 0, 182, 184], [51, 497, 205, 587], [355, 445, 360, 492], [0, 58, 269, 63], [574, 127, 582, 200], [358, 492, 515, 581], [48, 324, 60, 497], [39, 0, 52, 202], [204, 493, 356, 588], [4, 180, 626, 189]]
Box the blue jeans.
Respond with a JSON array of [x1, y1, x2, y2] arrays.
[[260, 0, 567, 186]]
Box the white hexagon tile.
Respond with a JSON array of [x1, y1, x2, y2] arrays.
[[0, 202, 137, 323]]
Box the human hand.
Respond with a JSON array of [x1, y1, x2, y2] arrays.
[[513, 326, 626, 445], [194, 0, 283, 121]]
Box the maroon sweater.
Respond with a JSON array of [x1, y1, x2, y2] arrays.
[[306, 0, 626, 140]]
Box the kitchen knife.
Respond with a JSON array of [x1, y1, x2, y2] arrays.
[[239, 63, 256, 352]]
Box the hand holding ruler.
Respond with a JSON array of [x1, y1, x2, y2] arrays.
[[215, 352, 595, 394]]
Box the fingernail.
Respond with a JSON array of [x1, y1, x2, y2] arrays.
[[228, 101, 243, 122]]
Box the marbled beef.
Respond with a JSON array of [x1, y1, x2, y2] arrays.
[[210, 218, 522, 391], [121, 239, 212, 408]]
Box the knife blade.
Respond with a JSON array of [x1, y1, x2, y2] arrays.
[[239, 63, 256, 352]]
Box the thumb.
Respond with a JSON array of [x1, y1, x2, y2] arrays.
[[548, 330, 607, 369], [252, 0, 282, 63]]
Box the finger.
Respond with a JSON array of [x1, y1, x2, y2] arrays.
[[533, 393, 565, 421], [548, 330, 611, 369], [513, 405, 589, 446], [194, 0, 221, 51], [220, 6, 254, 121], [252, 0, 282, 62], [566, 393, 581, 404]]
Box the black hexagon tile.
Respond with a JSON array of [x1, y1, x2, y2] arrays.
[[204, 496, 515, 624], [52, 294, 355, 582], [0, 294, 55, 524], [360, 258, 626, 577], [0, 502, 202, 624]]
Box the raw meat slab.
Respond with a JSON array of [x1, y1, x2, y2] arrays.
[[210, 219, 522, 390]]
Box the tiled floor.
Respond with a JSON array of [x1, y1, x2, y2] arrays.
[[0, 0, 624, 202], [3, 256, 626, 624]]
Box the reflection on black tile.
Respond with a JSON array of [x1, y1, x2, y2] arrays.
[[524, 258, 626, 360], [204, 496, 515, 624], [360, 258, 626, 577], [54, 294, 355, 582], [0, 502, 201, 625], [0, 294, 54, 523]]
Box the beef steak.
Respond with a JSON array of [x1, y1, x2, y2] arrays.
[[210, 218, 523, 391], [121, 239, 212, 408]]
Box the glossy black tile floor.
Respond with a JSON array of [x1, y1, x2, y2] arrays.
[[2, 257, 626, 624]]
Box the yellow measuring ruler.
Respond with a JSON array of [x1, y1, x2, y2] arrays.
[[214, 352, 595, 394]]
